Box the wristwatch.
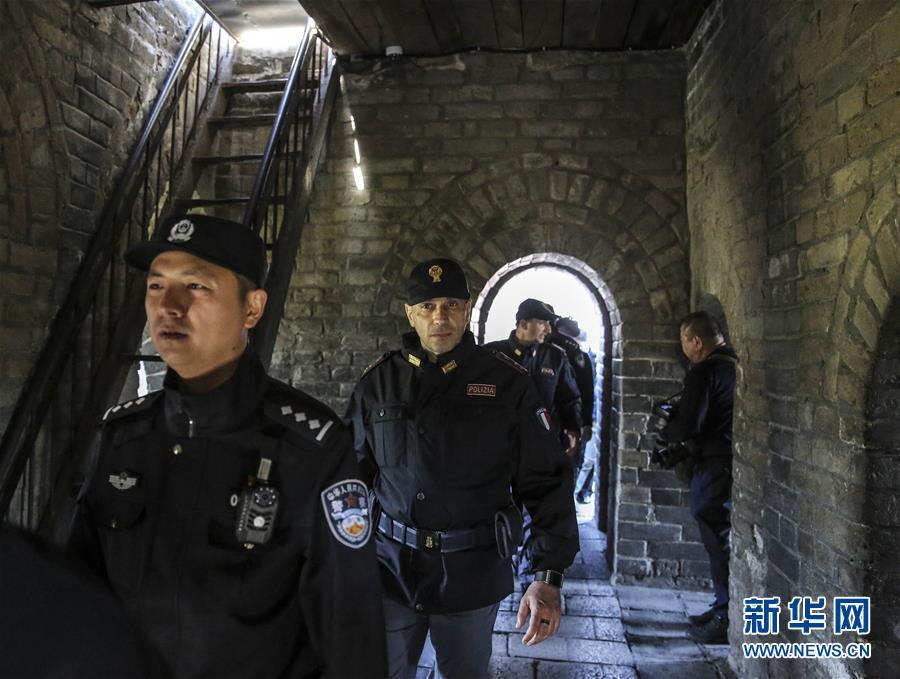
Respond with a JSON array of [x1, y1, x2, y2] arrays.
[[533, 570, 565, 588]]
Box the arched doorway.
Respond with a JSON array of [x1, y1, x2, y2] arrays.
[[473, 253, 620, 543]]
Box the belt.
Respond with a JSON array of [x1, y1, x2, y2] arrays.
[[377, 513, 496, 554]]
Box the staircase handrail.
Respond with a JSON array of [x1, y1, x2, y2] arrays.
[[0, 13, 227, 522]]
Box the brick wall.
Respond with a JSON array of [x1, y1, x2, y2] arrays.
[[270, 50, 710, 587], [685, 0, 900, 675], [0, 0, 200, 431]]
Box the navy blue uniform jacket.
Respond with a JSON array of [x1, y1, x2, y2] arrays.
[[346, 331, 579, 614], [69, 349, 387, 679]]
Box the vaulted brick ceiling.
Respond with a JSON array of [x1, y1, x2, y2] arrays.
[[299, 0, 713, 57]]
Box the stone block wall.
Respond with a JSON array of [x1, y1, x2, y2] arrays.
[[271, 50, 705, 586], [685, 0, 900, 676], [0, 0, 200, 432]]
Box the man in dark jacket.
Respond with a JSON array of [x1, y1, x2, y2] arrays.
[[347, 259, 579, 678], [547, 317, 596, 501], [68, 215, 387, 679], [662, 311, 737, 645], [484, 299, 582, 453]]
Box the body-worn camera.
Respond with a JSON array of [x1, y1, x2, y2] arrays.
[[235, 457, 280, 549]]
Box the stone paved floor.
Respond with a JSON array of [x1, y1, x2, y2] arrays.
[[416, 502, 736, 678]]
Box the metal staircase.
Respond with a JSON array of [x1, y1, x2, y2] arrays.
[[0, 15, 340, 537]]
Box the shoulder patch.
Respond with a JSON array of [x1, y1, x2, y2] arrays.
[[102, 391, 162, 423], [321, 478, 371, 549], [361, 351, 396, 378], [490, 349, 528, 376], [263, 381, 339, 446]]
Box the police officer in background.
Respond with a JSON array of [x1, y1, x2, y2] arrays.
[[662, 311, 737, 645], [347, 259, 579, 678], [68, 215, 387, 678], [547, 317, 596, 502], [484, 299, 582, 454]]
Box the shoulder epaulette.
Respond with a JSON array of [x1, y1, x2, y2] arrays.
[[361, 351, 397, 378], [101, 391, 162, 423], [546, 342, 567, 356], [490, 349, 529, 376], [262, 380, 339, 446]]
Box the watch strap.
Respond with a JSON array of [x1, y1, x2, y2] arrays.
[[533, 569, 564, 588]]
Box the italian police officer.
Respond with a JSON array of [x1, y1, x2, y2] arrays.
[[68, 214, 387, 678], [346, 258, 579, 678], [484, 299, 582, 453]]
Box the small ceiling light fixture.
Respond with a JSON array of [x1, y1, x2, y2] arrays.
[[353, 139, 361, 164], [385, 45, 404, 59]]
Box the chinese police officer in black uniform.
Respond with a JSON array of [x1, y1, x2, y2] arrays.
[[662, 311, 737, 645], [346, 259, 579, 678], [68, 215, 387, 678]]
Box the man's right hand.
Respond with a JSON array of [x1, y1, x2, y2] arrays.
[[564, 430, 579, 457]]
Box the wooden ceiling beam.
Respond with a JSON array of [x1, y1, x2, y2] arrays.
[[491, 0, 524, 48], [624, 0, 679, 48], [450, 0, 500, 50], [592, 0, 637, 49], [372, 0, 442, 55], [422, 0, 465, 53], [521, 0, 565, 49], [562, 0, 606, 48]]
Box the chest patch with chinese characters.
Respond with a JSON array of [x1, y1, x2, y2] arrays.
[[108, 471, 140, 491], [540, 367, 555, 376], [466, 383, 497, 397], [321, 479, 371, 549]]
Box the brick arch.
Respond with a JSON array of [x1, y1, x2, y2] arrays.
[[822, 177, 900, 428], [377, 153, 703, 584], [375, 152, 689, 325], [470, 251, 622, 538]]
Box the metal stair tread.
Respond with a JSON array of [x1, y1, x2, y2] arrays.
[[207, 113, 279, 127], [221, 78, 320, 93], [175, 195, 288, 206]]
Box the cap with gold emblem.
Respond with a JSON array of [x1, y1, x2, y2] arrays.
[[124, 213, 267, 287], [406, 257, 470, 305]]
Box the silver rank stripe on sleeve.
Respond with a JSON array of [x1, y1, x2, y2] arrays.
[[279, 405, 334, 441]]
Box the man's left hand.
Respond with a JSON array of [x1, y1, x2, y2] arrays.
[[516, 581, 562, 645]]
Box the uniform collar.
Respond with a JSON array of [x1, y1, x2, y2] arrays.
[[163, 347, 268, 437], [401, 330, 477, 374], [507, 330, 536, 359]]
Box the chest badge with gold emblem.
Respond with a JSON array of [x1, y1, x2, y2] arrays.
[[428, 265, 443, 283]]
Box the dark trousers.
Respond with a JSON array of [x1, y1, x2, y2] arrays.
[[689, 457, 732, 611], [383, 596, 500, 679]]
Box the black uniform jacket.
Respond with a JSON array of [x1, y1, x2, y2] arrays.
[[662, 345, 738, 459], [69, 349, 387, 679], [484, 332, 582, 431], [547, 331, 595, 427], [346, 331, 579, 614]]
